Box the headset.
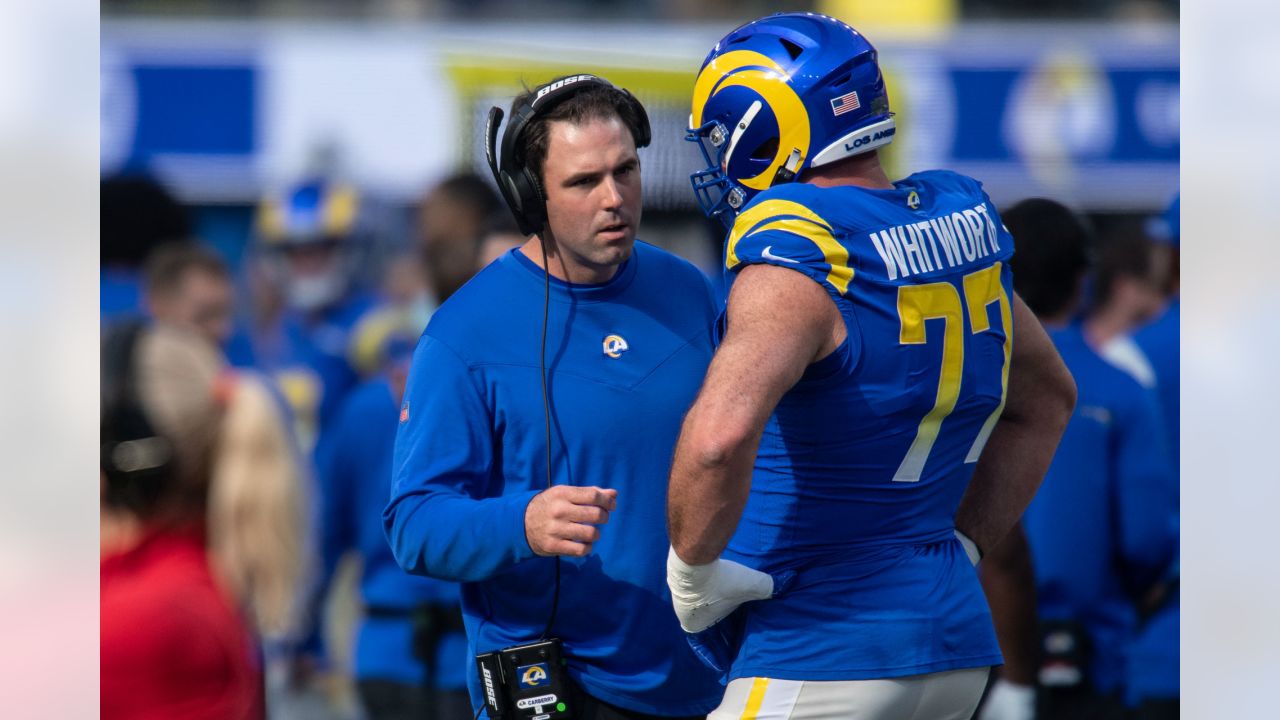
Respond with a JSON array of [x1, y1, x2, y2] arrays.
[[101, 321, 174, 516], [484, 74, 652, 238]]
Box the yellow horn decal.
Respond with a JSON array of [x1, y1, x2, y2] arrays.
[[691, 50, 786, 127], [716, 69, 810, 191]]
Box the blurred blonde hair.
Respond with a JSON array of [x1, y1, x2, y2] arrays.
[[136, 325, 309, 637]]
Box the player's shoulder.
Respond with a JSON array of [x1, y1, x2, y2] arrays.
[[736, 183, 835, 226], [904, 168, 986, 198]]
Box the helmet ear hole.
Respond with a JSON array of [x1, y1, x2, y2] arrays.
[[750, 138, 779, 161]]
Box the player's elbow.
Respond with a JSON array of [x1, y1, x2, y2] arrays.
[[1010, 353, 1076, 434], [685, 414, 756, 471], [1046, 363, 1077, 432]]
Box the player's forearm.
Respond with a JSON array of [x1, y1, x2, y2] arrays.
[[955, 407, 1067, 554], [958, 295, 1075, 554], [979, 523, 1039, 686], [667, 409, 760, 565]]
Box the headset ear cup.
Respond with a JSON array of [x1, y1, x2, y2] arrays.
[[624, 90, 652, 148], [500, 172, 524, 214], [522, 167, 547, 233]]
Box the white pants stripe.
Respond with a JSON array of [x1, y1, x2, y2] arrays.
[[709, 667, 991, 720]]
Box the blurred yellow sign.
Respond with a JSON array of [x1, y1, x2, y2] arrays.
[[818, 0, 957, 35]]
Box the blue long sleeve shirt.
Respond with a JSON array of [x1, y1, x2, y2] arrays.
[[1126, 298, 1180, 704], [384, 242, 723, 716], [1023, 324, 1178, 695]]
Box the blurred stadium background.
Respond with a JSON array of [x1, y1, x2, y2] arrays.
[[98, 1, 1179, 719], [101, 0, 1177, 275]]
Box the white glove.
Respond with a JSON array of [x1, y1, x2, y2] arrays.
[[666, 547, 774, 634], [955, 529, 982, 566], [977, 678, 1035, 720]]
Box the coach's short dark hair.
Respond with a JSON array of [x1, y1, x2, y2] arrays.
[[1004, 198, 1094, 318], [144, 242, 230, 298], [510, 80, 647, 184]]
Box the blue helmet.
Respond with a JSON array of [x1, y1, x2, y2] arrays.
[[257, 178, 361, 247], [688, 12, 895, 223]]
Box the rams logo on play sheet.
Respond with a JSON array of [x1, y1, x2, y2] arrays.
[[602, 334, 629, 359], [518, 662, 549, 689]]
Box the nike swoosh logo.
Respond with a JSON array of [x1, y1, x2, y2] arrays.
[[761, 246, 798, 264]]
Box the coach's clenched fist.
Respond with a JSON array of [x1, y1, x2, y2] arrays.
[[524, 486, 618, 557]]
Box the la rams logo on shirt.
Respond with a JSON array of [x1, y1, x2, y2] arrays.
[[518, 662, 549, 689], [602, 334, 629, 359], [907, 190, 921, 210]]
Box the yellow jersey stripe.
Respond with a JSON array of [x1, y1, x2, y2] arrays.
[[727, 199, 853, 296]]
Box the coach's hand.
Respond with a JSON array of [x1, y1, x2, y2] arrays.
[[667, 547, 774, 634], [525, 486, 617, 557]]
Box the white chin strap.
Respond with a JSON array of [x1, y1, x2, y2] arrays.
[[809, 117, 898, 169]]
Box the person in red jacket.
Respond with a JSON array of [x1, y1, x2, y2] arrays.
[[101, 322, 308, 720]]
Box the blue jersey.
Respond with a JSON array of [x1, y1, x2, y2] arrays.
[[310, 378, 464, 688], [225, 293, 373, 450], [721, 172, 1010, 681], [1134, 299, 1179, 483], [1127, 298, 1180, 704], [1024, 324, 1177, 695], [384, 243, 723, 716]]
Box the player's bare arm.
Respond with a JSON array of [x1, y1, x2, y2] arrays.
[[955, 293, 1075, 555], [668, 263, 844, 565]]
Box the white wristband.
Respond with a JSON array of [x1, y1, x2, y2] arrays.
[[666, 547, 773, 633]]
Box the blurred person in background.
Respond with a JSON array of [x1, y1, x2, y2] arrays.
[[101, 323, 309, 720], [385, 74, 724, 718], [669, 13, 1073, 719], [348, 251, 434, 379], [226, 177, 377, 450], [417, 171, 505, 304], [298, 197, 514, 712], [478, 220, 526, 269], [1123, 194, 1180, 720], [1004, 198, 1177, 720], [287, 172, 508, 719], [101, 175, 193, 324], [298, 316, 470, 720], [143, 242, 236, 350], [1084, 222, 1172, 390]]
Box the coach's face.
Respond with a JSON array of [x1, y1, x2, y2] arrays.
[[541, 115, 641, 283]]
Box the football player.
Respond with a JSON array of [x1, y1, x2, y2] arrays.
[[666, 13, 1076, 718]]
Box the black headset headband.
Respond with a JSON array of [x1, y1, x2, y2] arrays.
[[484, 74, 652, 237]]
